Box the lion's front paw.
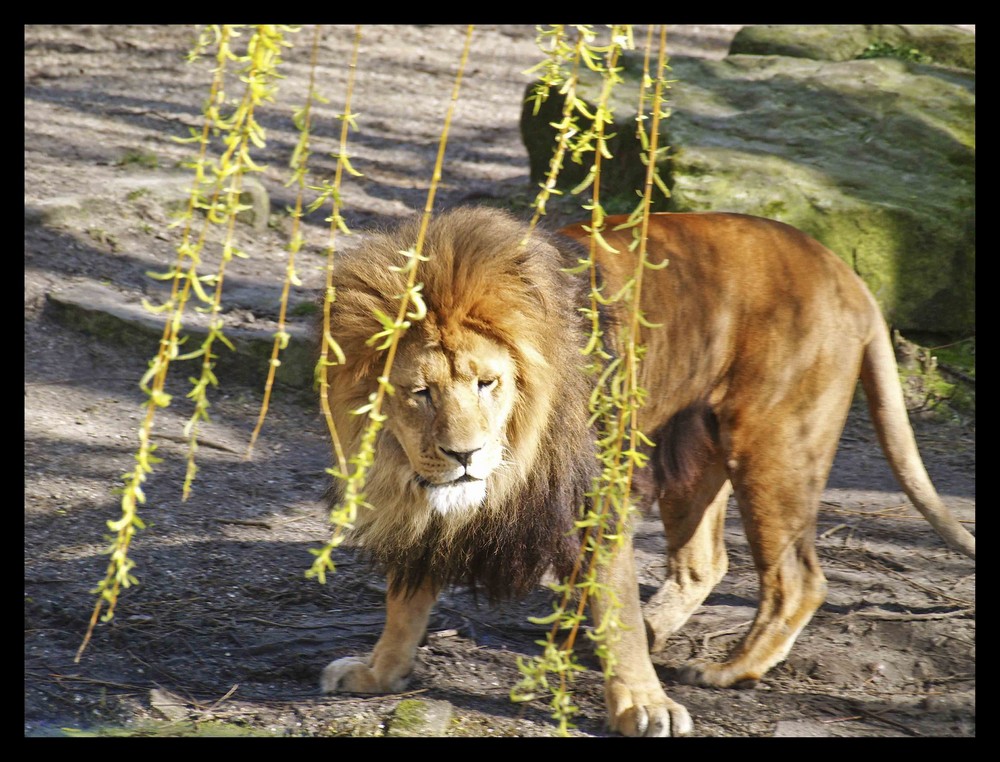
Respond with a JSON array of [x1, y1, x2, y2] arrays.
[[604, 677, 693, 737], [320, 656, 408, 694]]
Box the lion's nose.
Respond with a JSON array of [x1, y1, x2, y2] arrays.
[[439, 447, 480, 467]]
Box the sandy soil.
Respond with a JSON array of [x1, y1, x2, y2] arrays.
[[24, 25, 974, 738]]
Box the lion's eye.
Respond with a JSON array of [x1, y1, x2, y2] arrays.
[[478, 378, 498, 393], [411, 386, 431, 400]]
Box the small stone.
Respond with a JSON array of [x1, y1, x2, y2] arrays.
[[387, 698, 454, 737], [773, 719, 835, 737]]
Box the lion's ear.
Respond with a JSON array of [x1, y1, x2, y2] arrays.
[[506, 237, 573, 320]]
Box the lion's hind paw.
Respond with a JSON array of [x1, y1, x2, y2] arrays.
[[320, 656, 389, 694], [676, 659, 759, 689]]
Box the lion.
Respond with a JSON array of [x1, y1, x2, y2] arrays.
[[318, 206, 975, 737]]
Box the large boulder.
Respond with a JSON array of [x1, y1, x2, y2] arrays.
[[520, 25, 975, 335], [729, 24, 976, 70]]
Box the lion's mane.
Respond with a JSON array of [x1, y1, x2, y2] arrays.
[[324, 207, 599, 600]]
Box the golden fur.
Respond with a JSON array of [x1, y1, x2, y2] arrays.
[[320, 207, 975, 737], [322, 208, 596, 599]]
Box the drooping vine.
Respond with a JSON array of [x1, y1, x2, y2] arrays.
[[78, 25, 298, 660], [511, 23, 672, 734], [246, 24, 326, 458], [307, 25, 477, 583]]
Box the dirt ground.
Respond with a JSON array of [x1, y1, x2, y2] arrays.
[[24, 25, 975, 739]]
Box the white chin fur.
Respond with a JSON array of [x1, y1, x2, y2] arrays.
[[425, 480, 487, 516]]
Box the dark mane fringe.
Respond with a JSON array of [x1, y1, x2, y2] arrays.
[[382, 435, 597, 601], [389, 355, 599, 601]]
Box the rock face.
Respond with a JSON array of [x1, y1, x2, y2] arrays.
[[729, 24, 976, 69], [520, 25, 975, 335]]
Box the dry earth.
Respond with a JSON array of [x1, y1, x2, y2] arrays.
[[24, 25, 975, 739]]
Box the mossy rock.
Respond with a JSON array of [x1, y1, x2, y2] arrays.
[[729, 24, 975, 70], [386, 698, 454, 737], [520, 34, 975, 335]]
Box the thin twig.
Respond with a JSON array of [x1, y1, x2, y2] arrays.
[[919, 672, 975, 685], [850, 606, 974, 622], [701, 620, 754, 650], [819, 715, 864, 725], [215, 517, 273, 529], [828, 555, 973, 607], [937, 363, 975, 386], [50, 673, 145, 691], [200, 684, 240, 713], [823, 505, 975, 527], [819, 523, 850, 539], [853, 706, 921, 737], [237, 616, 351, 630], [25, 376, 137, 387], [157, 433, 241, 453]]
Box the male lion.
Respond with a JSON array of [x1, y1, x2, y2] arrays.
[[319, 206, 975, 737]]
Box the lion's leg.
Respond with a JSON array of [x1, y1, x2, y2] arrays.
[[644, 461, 731, 652], [677, 479, 827, 688], [592, 526, 694, 737], [679, 404, 849, 688], [320, 578, 437, 694]]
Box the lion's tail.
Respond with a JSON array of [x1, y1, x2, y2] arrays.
[[859, 301, 975, 560]]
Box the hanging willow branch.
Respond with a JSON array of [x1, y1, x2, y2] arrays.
[[308, 25, 477, 583], [77, 24, 298, 660], [509, 24, 672, 735], [246, 24, 327, 458]]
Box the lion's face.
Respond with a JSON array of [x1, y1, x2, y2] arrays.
[[384, 325, 518, 516]]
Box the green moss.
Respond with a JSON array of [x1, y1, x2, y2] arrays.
[[857, 41, 930, 63], [760, 200, 788, 219], [931, 336, 976, 379], [390, 699, 429, 732], [896, 334, 975, 418], [116, 149, 159, 169]]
